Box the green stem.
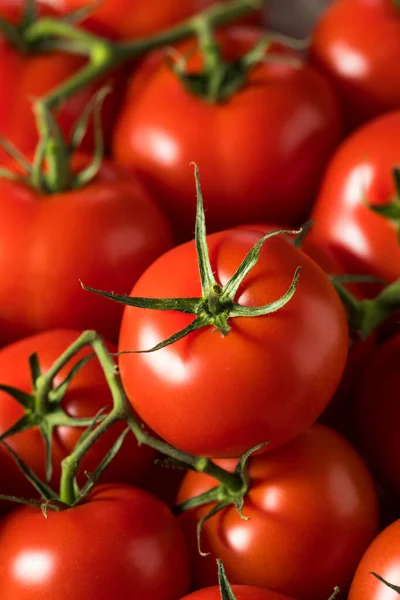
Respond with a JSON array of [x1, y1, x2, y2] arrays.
[[60, 409, 122, 505], [56, 330, 243, 504]]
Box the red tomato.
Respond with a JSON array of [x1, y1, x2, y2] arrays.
[[119, 228, 348, 458], [180, 586, 296, 600], [310, 0, 400, 130], [113, 27, 342, 239], [48, 0, 262, 40], [0, 4, 123, 160], [177, 425, 379, 600], [310, 110, 400, 289], [349, 519, 400, 600], [355, 333, 400, 498], [0, 329, 156, 491], [0, 484, 191, 599], [0, 444, 33, 515], [0, 155, 172, 345]]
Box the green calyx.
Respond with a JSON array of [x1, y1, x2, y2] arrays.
[[0, 0, 39, 54], [0, 86, 108, 194], [175, 442, 266, 556], [83, 164, 301, 353], [217, 560, 239, 600], [367, 167, 400, 233], [332, 275, 400, 339], [170, 24, 303, 104], [0, 350, 97, 484]]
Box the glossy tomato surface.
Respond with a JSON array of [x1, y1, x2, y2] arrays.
[[0, 155, 172, 344], [355, 333, 400, 498], [349, 519, 400, 600], [119, 228, 348, 458], [0, 484, 191, 599], [310, 0, 400, 130], [177, 425, 379, 600], [0, 330, 155, 490], [49, 0, 262, 40], [113, 27, 342, 239], [310, 110, 400, 288]]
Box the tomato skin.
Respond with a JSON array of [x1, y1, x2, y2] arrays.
[[348, 519, 400, 600], [0, 155, 172, 345], [177, 425, 379, 600], [355, 333, 400, 498], [0, 484, 191, 600], [310, 0, 400, 131], [180, 586, 296, 600], [310, 110, 400, 289], [113, 28, 342, 239], [0, 330, 156, 491], [119, 228, 348, 458], [0, 445, 34, 515]]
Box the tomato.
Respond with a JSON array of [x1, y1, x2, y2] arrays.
[[113, 27, 342, 239], [0, 329, 156, 491], [0, 155, 172, 345], [310, 110, 400, 289], [348, 519, 400, 600], [310, 0, 400, 131], [118, 227, 348, 458], [177, 425, 379, 600], [0, 4, 123, 160], [48, 0, 262, 41], [180, 586, 296, 600], [0, 483, 191, 599], [355, 333, 400, 498]]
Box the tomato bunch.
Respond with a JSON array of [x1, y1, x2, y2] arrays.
[[0, 1, 400, 599]]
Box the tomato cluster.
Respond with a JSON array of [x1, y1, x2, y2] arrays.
[[0, 1, 400, 599]]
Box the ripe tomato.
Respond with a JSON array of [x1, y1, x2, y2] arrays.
[[348, 519, 400, 600], [0, 155, 172, 345], [310, 110, 400, 288], [0, 484, 191, 599], [119, 228, 348, 458], [48, 0, 262, 40], [0, 3, 123, 160], [310, 0, 400, 131], [355, 333, 400, 498], [0, 329, 156, 491], [177, 425, 379, 600], [113, 27, 342, 239], [180, 586, 296, 599]]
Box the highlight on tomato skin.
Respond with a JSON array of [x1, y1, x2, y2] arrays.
[[0, 484, 192, 600], [176, 424, 379, 600]]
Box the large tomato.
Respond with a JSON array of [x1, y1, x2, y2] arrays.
[[0, 329, 156, 491], [0, 484, 191, 599], [48, 0, 262, 40], [0, 4, 123, 161], [118, 227, 348, 458], [310, 110, 400, 288], [177, 425, 379, 600], [355, 333, 400, 498], [310, 0, 400, 131], [0, 155, 172, 345], [113, 27, 342, 239], [349, 519, 400, 600]]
